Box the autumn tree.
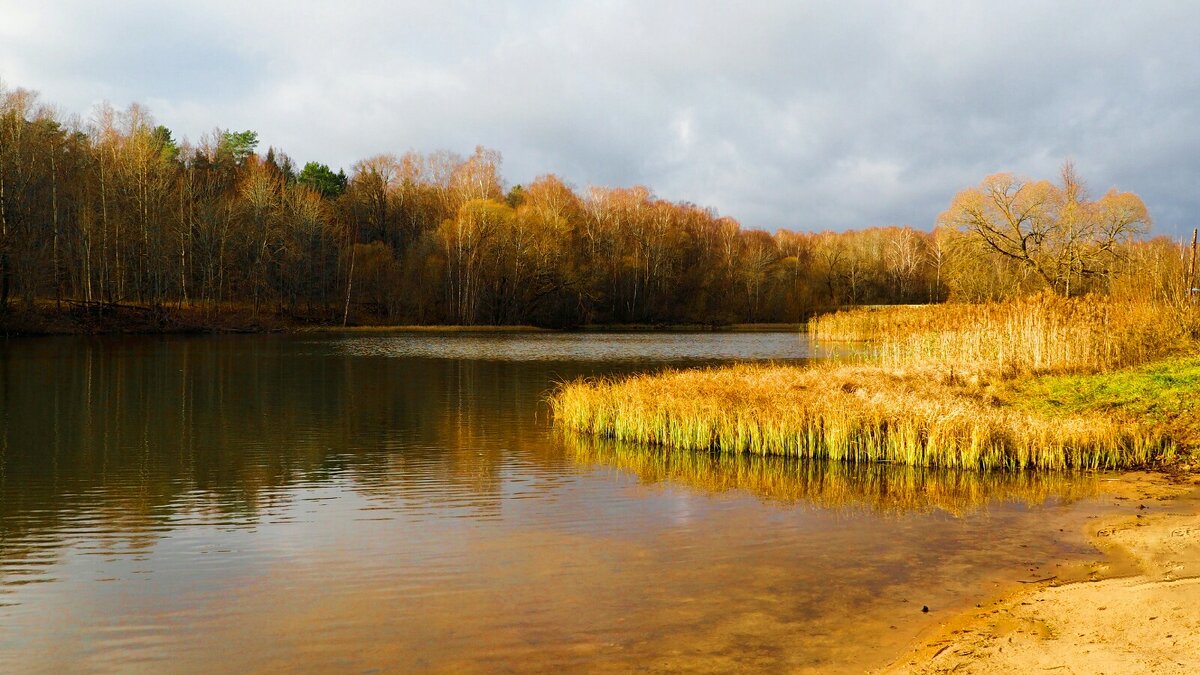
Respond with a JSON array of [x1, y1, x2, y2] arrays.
[[940, 162, 1150, 297], [884, 227, 923, 302], [501, 175, 582, 324], [439, 199, 512, 324], [235, 156, 284, 312], [17, 83, 1168, 332]]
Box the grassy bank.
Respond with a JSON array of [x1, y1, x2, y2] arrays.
[[552, 296, 1199, 471], [1002, 356, 1200, 455], [551, 363, 1173, 470]]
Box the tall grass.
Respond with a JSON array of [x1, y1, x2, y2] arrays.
[[552, 294, 1193, 471], [551, 363, 1172, 471], [808, 295, 1184, 375]]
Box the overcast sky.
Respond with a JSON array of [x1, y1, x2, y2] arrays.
[[1, 1, 1197, 237]]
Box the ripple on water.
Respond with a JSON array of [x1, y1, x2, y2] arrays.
[[332, 331, 817, 362]]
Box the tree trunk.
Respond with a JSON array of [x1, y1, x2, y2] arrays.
[[0, 168, 8, 314], [1189, 228, 1198, 303], [51, 150, 60, 306], [342, 236, 356, 327]]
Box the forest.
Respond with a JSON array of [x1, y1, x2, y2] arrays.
[[0, 84, 1192, 329]]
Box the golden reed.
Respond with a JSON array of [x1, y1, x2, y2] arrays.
[[550, 363, 1170, 471], [808, 294, 1183, 375]]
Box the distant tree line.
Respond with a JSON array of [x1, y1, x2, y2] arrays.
[[0, 85, 1188, 327]]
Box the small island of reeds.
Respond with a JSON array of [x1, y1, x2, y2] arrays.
[[551, 295, 1200, 471]]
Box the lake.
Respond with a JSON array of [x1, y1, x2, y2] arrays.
[[0, 332, 1120, 672]]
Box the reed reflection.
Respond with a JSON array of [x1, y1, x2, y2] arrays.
[[566, 434, 1102, 515]]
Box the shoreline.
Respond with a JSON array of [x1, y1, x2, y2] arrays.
[[0, 302, 808, 337], [883, 471, 1200, 673], [550, 362, 1188, 471]]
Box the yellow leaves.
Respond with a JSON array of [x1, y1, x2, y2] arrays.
[[942, 163, 1152, 294], [449, 146, 503, 204], [980, 171, 1018, 194], [457, 198, 515, 221], [518, 175, 582, 238], [1015, 179, 1061, 214], [283, 183, 328, 233], [1095, 188, 1151, 236], [237, 157, 283, 211], [437, 198, 514, 249], [938, 188, 987, 229]]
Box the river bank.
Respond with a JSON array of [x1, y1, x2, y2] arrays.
[[0, 301, 806, 337], [551, 356, 1200, 471], [0, 301, 307, 336], [886, 471, 1200, 673]]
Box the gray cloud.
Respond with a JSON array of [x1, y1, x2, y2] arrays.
[[2, 0, 1197, 237]]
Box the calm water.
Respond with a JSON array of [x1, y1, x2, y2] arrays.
[[0, 332, 1116, 672]]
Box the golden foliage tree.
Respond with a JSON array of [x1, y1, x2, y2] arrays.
[[939, 162, 1150, 296]]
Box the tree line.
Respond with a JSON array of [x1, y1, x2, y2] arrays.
[[0, 84, 1190, 327]]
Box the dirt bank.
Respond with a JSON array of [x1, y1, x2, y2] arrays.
[[885, 472, 1200, 674]]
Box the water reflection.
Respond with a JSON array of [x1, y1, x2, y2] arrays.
[[0, 334, 814, 585], [567, 435, 1102, 515], [0, 337, 532, 581], [0, 333, 1124, 672]]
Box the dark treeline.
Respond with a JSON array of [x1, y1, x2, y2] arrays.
[[0, 85, 1191, 328]]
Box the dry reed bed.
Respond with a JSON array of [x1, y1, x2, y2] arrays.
[[808, 295, 1182, 375], [551, 363, 1172, 471]]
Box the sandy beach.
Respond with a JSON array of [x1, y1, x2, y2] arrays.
[[885, 472, 1200, 674]]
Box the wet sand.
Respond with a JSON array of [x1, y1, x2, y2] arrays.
[[885, 472, 1200, 674]]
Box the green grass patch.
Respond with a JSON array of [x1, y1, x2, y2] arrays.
[[1003, 355, 1200, 452]]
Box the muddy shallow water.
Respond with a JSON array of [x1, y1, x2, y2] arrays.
[[0, 332, 1128, 671]]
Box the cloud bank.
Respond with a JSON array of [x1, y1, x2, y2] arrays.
[[2, 0, 1197, 236]]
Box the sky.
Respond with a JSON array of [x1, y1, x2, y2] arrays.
[[1, 0, 1198, 237]]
